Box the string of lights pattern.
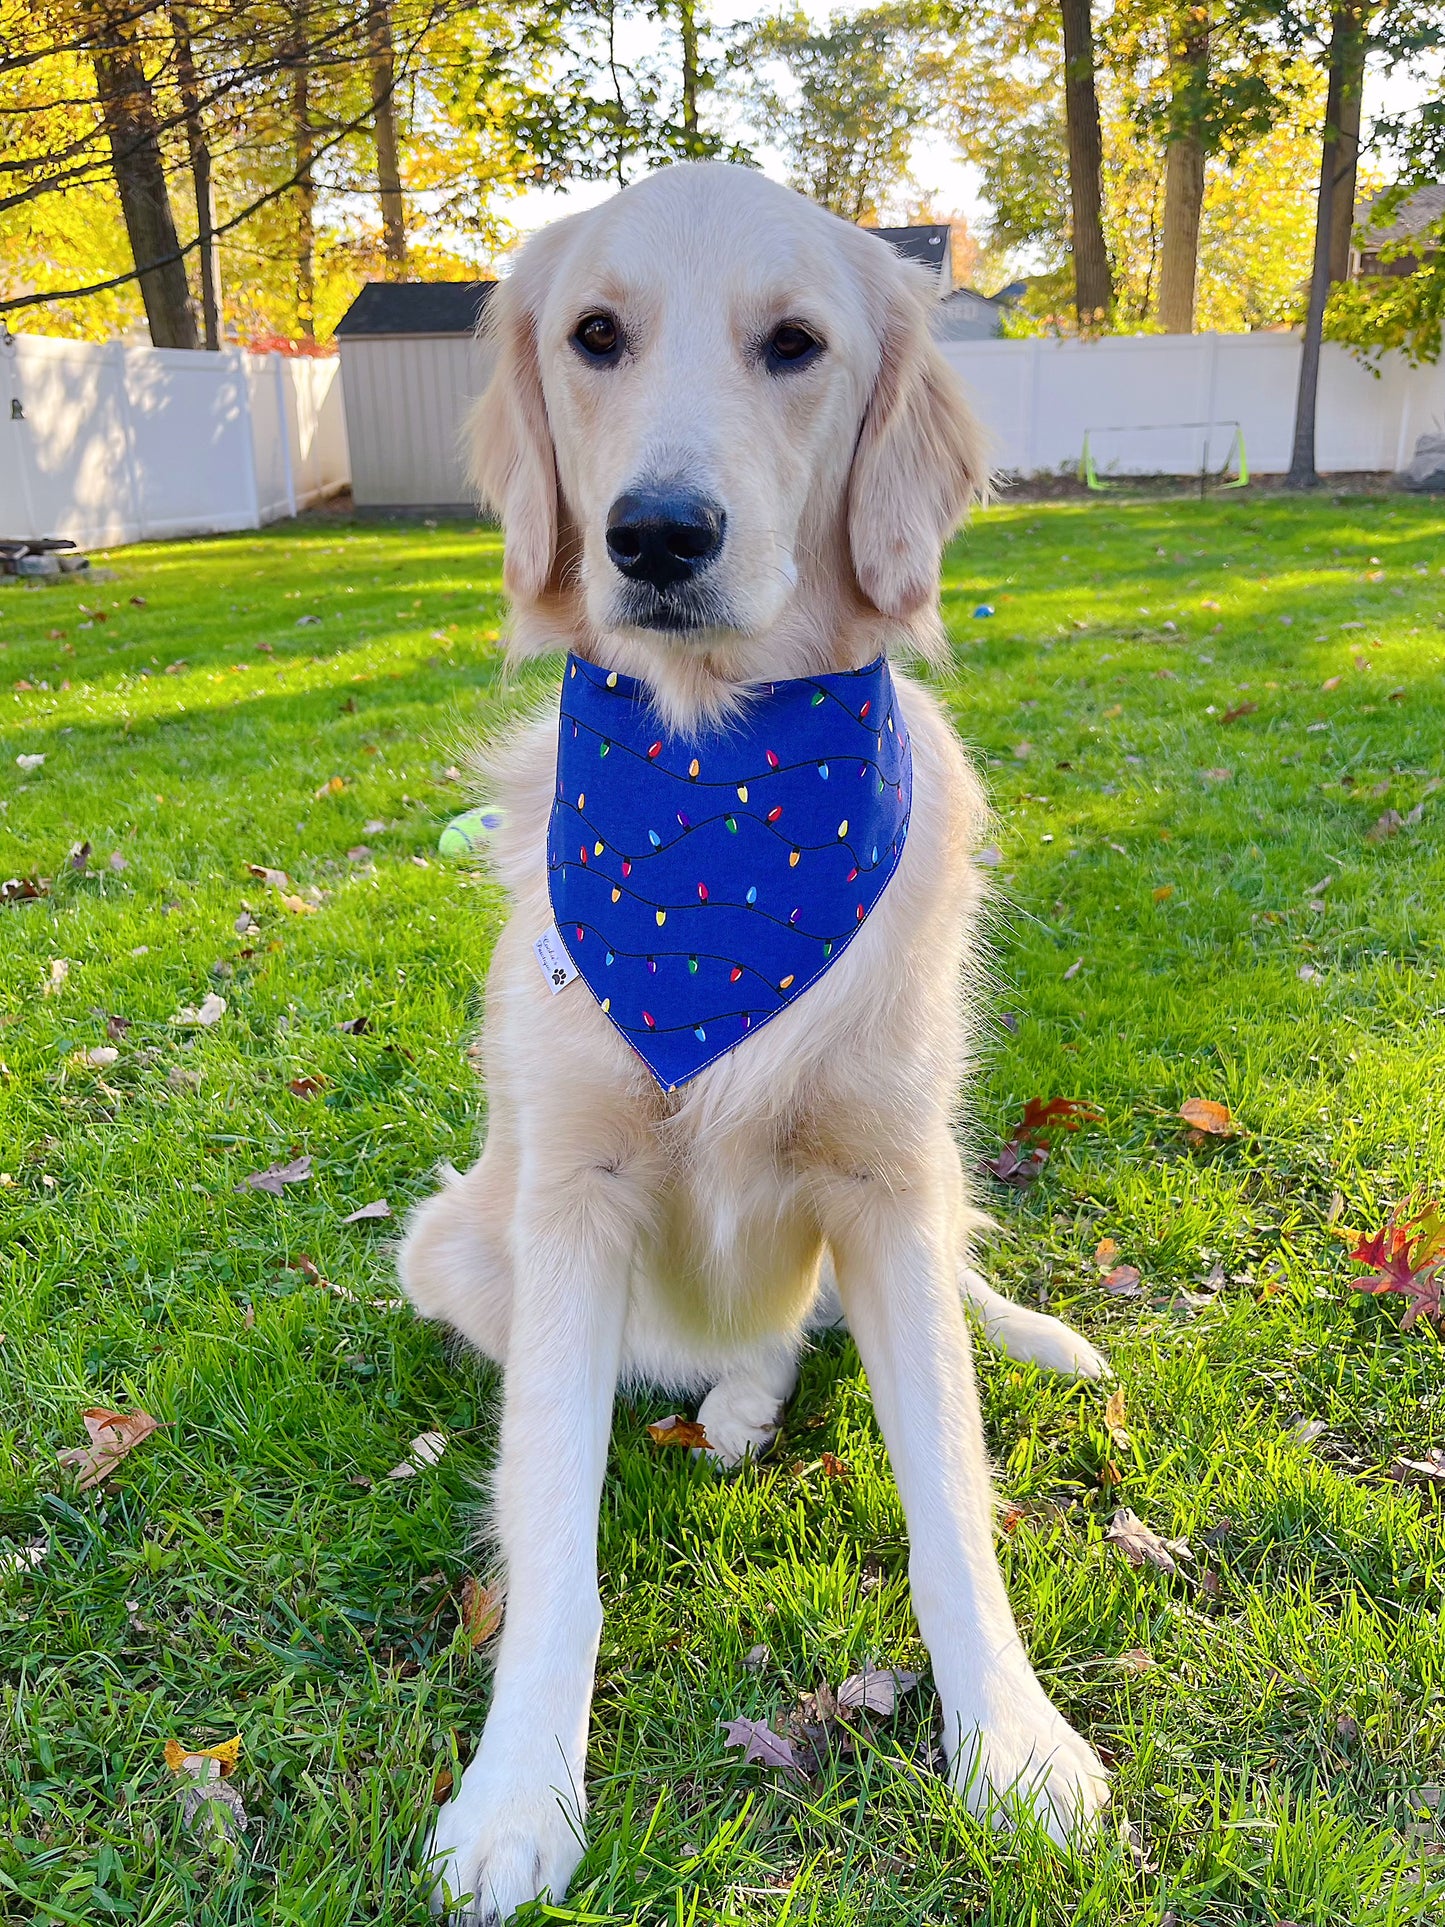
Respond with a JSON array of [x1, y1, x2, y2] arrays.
[[548, 653, 913, 1089]]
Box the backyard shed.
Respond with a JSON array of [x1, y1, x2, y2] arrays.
[[335, 281, 495, 509]]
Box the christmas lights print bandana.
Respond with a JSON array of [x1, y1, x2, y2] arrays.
[[548, 652, 912, 1090]]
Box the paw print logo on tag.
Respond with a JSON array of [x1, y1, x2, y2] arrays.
[[534, 924, 580, 996]]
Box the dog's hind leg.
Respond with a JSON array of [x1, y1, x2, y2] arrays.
[[695, 1338, 801, 1469], [397, 1127, 518, 1365]]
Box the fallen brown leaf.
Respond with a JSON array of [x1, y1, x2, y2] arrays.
[[1180, 1097, 1233, 1138], [1219, 702, 1257, 725], [1102, 1264, 1144, 1297], [1116, 1647, 1155, 1675], [69, 840, 91, 873], [1094, 1237, 1120, 1268], [1104, 1386, 1131, 1449], [245, 1154, 313, 1195], [287, 1075, 327, 1099], [1, 876, 50, 905], [836, 1666, 919, 1716], [721, 1717, 802, 1774], [1104, 1508, 1193, 1575], [1388, 1448, 1445, 1486], [648, 1414, 710, 1450], [819, 1451, 851, 1480], [337, 1015, 370, 1034], [246, 863, 289, 888], [173, 991, 226, 1028], [459, 1574, 504, 1646], [1366, 809, 1404, 844], [341, 1197, 391, 1223], [279, 892, 317, 915], [58, 1407, 161, 1490], [386, 1430, 447, 1479]]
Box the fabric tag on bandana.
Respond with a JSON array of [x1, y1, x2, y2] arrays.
[[534, 922, 580, 994]]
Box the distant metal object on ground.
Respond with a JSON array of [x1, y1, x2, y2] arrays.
[[1079, 420, 1249, 494], [1399, 432, 1445, 492]]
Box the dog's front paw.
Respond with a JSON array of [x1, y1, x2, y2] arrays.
[[695, 1375, 785, 1469], [943, 1681, 1110, 1846], [427, 1755, 585, 1923]]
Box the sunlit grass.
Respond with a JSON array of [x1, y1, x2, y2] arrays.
[[1, 493, 1442, 1925]]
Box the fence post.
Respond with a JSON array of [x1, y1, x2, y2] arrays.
[[274, 354, 296, 520], [236, 352, 262, 530], [114, 343, 146, 542]]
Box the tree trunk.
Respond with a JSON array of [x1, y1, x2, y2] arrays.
[[168, 2, 222, 349], [290, 2, 315, 339], [1287, 4, 1361, 489], [367, 0, 406, 276], [86, 0, 198, 349], [678, 0, 699, 150], [1058, 0, 1112, 323], [1155, 10, 1209, 334], [1327, 17, 1367, 281]]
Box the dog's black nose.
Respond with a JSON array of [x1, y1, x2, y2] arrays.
[[605, 488, 726, 590]]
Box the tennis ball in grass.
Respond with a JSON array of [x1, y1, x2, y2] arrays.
[[438, 806, 507, 858]]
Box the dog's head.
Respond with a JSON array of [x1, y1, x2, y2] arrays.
[[470, 163, 986, 683]]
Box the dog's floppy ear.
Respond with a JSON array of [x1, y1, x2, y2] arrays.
[[468, 236, 561, 605], [847, 259, 989, 621]]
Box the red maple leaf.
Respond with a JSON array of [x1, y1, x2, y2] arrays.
[[1348, 1200, 1445, 1331]]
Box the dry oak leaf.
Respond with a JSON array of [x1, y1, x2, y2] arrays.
[[1389, 1448, 1445, 1487], [246, 863, 289, 888], [58, 1408, 161, 1490], [648, 1414, 710, 1450], [1348, 1200, 1445, 1331], [287, 1075, 327, 1099], [387, 1430, 447, 1479], [341, 1198, 391, 1223], [459, 1574, 504, 1646], [721, 1717, 803, 1774], [245, 1154, 312, 1195], [1103, 1265, 1144, 1297], [1104, 1508, 1193, 1575], [836, 1666, 920, 1716], [819, 1451, 851, 1480], [1180, 1098, 1233, 1139]]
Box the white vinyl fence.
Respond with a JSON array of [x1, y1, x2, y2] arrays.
[[0, 331, 350, 550], [938, 332, 1445, 480]]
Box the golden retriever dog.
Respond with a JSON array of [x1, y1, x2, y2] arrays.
[[400, 160, 1110, 1922]]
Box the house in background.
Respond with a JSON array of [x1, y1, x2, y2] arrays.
[[334, 280, 494, 510], [871, 223, 1011, 339], [1350, 184, 1445, 278], [872, 223, 953, 290]]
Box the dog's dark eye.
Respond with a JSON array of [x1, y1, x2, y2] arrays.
[[573, 312, 621, 360], [765, 322, 822, 371]]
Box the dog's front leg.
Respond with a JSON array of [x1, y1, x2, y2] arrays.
[[826, 1161, 1109, 1844], [427, 1166, 633, 1922]]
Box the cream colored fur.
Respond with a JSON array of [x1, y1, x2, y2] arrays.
[[399, 162, 1109, 1925]]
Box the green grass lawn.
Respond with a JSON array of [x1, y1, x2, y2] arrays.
[[2, 492, 1443, 1927]]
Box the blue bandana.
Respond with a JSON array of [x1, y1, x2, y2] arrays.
[[547, 653, 912, 1090]]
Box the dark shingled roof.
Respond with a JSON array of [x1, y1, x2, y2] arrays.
[[870, 224, 951, 279], [334, 280, 496, 338]]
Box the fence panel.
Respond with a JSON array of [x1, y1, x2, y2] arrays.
[[0, 332, 348, 547]]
